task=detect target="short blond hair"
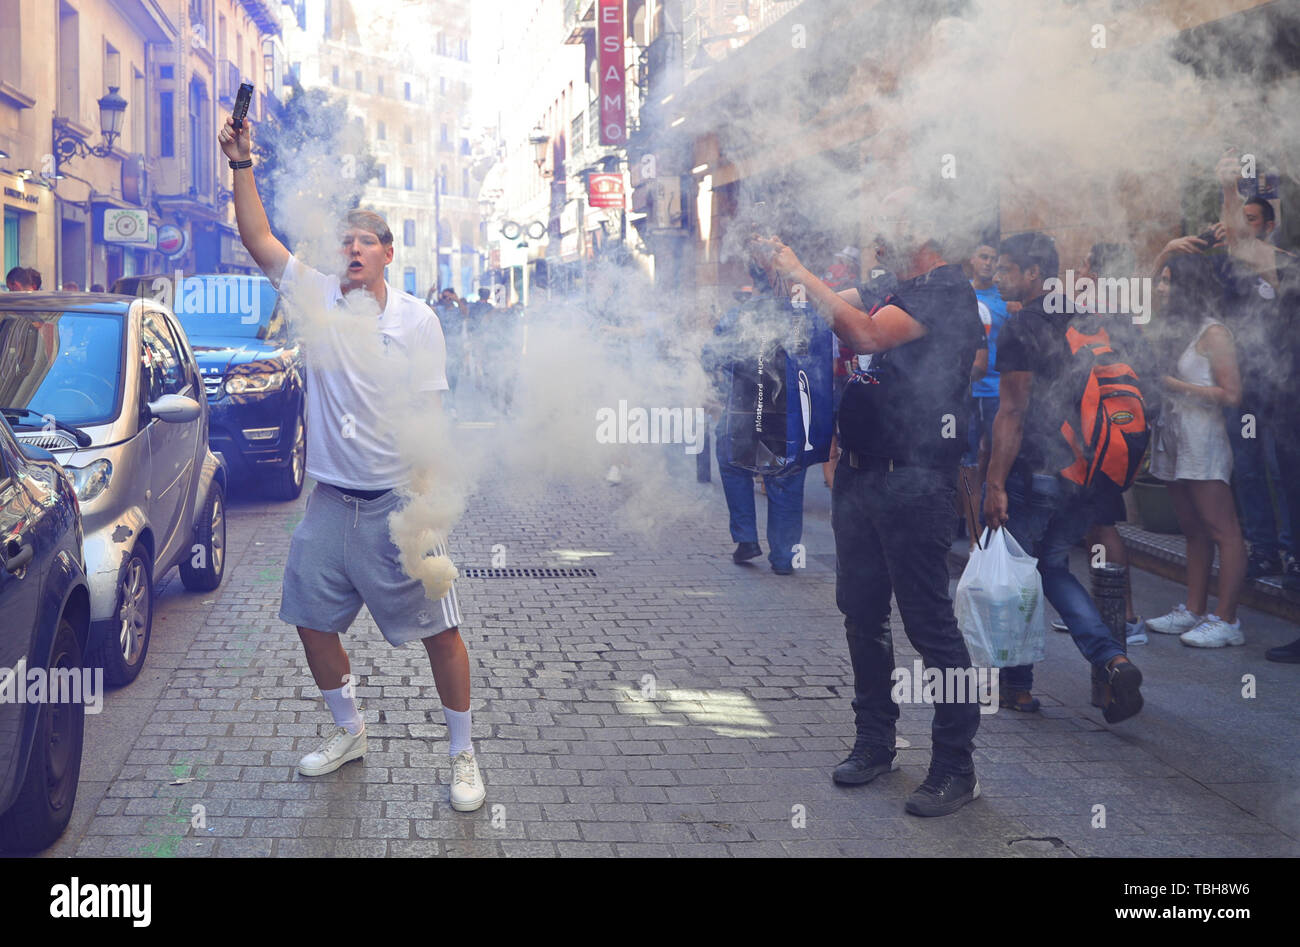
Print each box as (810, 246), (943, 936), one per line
(344, 209), (393, 245)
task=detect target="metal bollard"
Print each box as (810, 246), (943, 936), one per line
(1090, 563), (1128, 708)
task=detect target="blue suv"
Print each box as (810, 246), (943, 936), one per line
(114, 274), (306, 499)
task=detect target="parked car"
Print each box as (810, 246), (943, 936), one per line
(0, 293), (227, 686)
(112, 274), (305, 500)
(0, 413), (90, 852)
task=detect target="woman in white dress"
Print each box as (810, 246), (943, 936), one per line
(1146, 254), (1247, 647)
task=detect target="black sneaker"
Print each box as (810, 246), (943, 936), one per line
(1246, 552), (1284, 579)
(1103, 657), (1144, 723)
(904, 768), (980, 817)
(832, 741), (896, 786)
(1265, 636), (1300, 663)
(771, 562), (793, 575)
(733, 542), (762, 564)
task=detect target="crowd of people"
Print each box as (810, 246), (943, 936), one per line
(427, 284), (524, 418)
(696, 157), (1300, 816)
(4, 265), (102, 293)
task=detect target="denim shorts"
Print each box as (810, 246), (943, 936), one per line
(279, 483), (463, 645)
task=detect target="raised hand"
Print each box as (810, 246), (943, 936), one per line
(218, 116), (252, 162)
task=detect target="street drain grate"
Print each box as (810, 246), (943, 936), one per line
(461, 567), (598, 579)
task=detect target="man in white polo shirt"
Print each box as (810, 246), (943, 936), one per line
(219, 115), (485, 812)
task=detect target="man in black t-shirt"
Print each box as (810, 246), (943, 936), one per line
(984, 232), (1144, 724)
(753, 229), (984, 818)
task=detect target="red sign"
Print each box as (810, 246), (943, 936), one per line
(588, 173), (624, 208)
(597, 0), (625, 145)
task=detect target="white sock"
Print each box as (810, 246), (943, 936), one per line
(321, 686), (363, 735)
(443, 705), (473, 756)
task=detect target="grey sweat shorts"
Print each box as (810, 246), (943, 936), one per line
(279, 482), (463, 645)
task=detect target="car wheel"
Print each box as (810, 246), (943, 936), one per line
(268, 410), (305, 501)
(92, 546), (153, 687)
(180, 482), (226, 592)
(0, 615), (86, 852)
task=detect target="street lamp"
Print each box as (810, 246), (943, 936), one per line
(529, 126), (550, 172)
(53, 86), (130, 170)
(97, 86), (128, 148)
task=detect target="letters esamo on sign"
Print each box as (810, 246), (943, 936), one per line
(598, 0), (626, 144)
(714, 298), (833, 476)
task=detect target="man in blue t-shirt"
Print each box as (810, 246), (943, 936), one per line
(965, 244), (1010, 494)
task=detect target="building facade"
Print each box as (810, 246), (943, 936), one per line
(0, 0), (282, 291)
(150, 0), (283, 278)
(627, 0), (1300, 316)
(280, 0), (480, 298)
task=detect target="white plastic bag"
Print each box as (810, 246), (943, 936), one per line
(955, 527), (1046, 668)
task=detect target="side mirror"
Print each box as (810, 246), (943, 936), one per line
(148, 393), (202, 423)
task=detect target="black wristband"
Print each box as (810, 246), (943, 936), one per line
(229, 158), (253, 170)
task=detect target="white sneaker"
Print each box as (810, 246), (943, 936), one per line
(297, 726), (366, 776)
(1180, 615), (1245, 648)
(449, 750), (486, 812)
(606, 464), (621, 484)
(1146, 604), (1203, 635)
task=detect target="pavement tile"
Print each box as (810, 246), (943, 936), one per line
(55, 445), (1298, 860)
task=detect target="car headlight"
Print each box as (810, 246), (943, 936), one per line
(225, 371), (286, 395)
(69, 459), (113, 502)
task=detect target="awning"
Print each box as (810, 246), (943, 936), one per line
(89, 192), (139, 210)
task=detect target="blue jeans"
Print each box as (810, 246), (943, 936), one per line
(833, 461), (979, 775)
(962, 395), (999, 467)
(717, 448), (807, 570)
(1226, 407), (1292, 558)
(999, 471), (1125, 693)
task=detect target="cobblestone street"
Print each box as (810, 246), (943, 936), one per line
(47, 427), (1300, 858)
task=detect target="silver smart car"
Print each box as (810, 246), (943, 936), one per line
(0, 292), (227, 686)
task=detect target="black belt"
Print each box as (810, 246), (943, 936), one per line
(844, 451), (897, 471)
(336, 486), (392, 501)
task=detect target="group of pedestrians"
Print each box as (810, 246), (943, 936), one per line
(5, 266), (103, 292)
(218, 96), (1299, 830)
(429, 285), (523, 417)
(712, 154), (1299, 816)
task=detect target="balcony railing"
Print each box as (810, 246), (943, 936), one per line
(571, 111), (584, 158)
(683, 0), (806, 70)
(564, 0), (596, 44)
(237, 0), (282, 36)
(753, 0), (806, 32)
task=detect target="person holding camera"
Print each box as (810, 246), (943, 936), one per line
(218, 114), (485, 812)
(751, 203), (986, 818)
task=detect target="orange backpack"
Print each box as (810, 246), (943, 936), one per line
(1059, 315), (1149, 492)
